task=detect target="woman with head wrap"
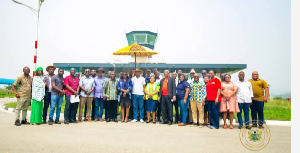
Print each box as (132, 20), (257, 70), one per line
(30, 67), (45, 125)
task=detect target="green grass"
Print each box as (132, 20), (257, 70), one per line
(0, 92), (15, 98)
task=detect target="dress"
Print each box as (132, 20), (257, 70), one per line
(30, 76), (45, 124)
(220, 81), (240, 113)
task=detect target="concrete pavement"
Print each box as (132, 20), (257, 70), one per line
(0, 99), (291, 153)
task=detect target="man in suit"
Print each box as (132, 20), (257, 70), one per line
(158, 70), (176, 125)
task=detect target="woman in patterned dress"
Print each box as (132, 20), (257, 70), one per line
(30, 67), (45, 125)
(220, 74), (239, 129)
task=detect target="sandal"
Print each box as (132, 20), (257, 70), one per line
(230, 125), (233, 129)
(223, 124), (227, 129)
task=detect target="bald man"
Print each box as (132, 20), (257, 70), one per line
(248, 71), (269, 129)
(12, 67), (32, 126)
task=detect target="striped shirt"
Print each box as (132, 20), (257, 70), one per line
(102, 78), (118, 100)
(189, 81), (206, 102)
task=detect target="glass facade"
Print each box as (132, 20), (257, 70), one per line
(126, 31), (157, 49)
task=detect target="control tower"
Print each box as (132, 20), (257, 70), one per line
(126, 31), (158, 63)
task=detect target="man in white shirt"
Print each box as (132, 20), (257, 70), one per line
(235, 71), (253, 129)
(131, 68), (146, 123)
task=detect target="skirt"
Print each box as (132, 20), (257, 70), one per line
(120, 96), (131, 107)
(146, 98), (157, 112)
(220, 96), (240, 113)
(30, 99), (43, 124)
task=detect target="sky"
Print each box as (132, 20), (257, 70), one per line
(0, 0), (291, 95)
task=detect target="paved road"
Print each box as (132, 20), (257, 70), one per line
(0, 99), (291, 153)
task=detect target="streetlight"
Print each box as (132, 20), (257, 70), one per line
(108, 62), (116, 72)
(12, 0), (45, 76)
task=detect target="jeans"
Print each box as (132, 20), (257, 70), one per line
(132, 94), (144, 120)
(161, 95), (173, 122)
(95, 98), (104, 119)
(178, 99), (189, 124)
(237, 103), (250, 126)
(64, 95), (71, 122)
(49, 94), (63, 120)
(208, 101), (220, 129)
(43, 92), (51, 121)
(250, 100), (264, 126)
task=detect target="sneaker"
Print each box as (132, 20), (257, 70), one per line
(190, 123), (197, 127)
(21, 120), (30, 125)
(246, 125), (251, 130)
(140, 119), (145, 123)
(55, 119), (61, 124)
(207, 125), (211, 128)
(131, 119), (138, 123)
(210, 126), (217, 129)
(198, 124), (204, 128)
(15, 119), (21, 126)
(64, 121), (69, 124)
(238, 125), (243, 129)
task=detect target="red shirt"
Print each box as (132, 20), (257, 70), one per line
(64, 75), (79, 96)
(206, 77), (221, 102)
(162, 78), (169, 96)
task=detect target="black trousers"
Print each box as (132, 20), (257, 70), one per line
(104, 100), (108, 120)
(173, 99), (180, 122)
(128, 99), (133, 119)
(156, 100), (161, 121)
(84, 99), (95, 119)
(161, 95), (173, 122)
(107, 100), (118, 119)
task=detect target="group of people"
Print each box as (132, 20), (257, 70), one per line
(12, 65), (269, 130)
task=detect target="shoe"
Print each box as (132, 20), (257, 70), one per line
(84, 118), (87, 121)
(162, 121), (168, 124)
(78, 120), (82, 123)
(246, 125), (251, 130)
(238, 125), (243, 129)
(140, 119), (145, 123)
(178, 123), (186, 126)
(114, 119), (118, 123)
(259, 125), (264, 129)
(230, 125), (233, 129)
(207, 125), (211, 128)
(153, 121), (156, 124)
(198, 124), (204, 128)
(210, 126), (217, 129)
(69, 120), (74, 123)
(157, 119), (162, 123)
(55, 119), (61, 124)
(190, 123), (197, 127)
(48, 119), (53, 125)
(15, 119), (21, 126)
(21, 120), (30, 125)
(252, 124), (257, 127)
(106, 118), (111, 122)
(223, 124), (227, 129)
(94, 119), (98, 122)
(168, 121), (172, 125)
(131, 119), (138, 123)
(86, 119), (92, 122)
(42, 120), (47, 124)
(73, 120), (78, 123)
(64, 121), (69, 124)
(99, 119), (103, 122)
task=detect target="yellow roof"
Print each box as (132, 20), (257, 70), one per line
(113, 41), (158, 56)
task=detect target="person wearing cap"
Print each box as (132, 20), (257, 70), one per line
(93, 68), (106, 122)
(131, 68), (146, 123)
(158, 70), (176, 125)
(63, 68), (80, 124)
(49, 68), (65, 125)
(30, 67), (45, 125)
(42, 65), (56, 124)
(189, 74), (207, 128)
(12, 67), (32, 126)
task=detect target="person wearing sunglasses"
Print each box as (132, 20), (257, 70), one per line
(220, 74), (240, 129)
